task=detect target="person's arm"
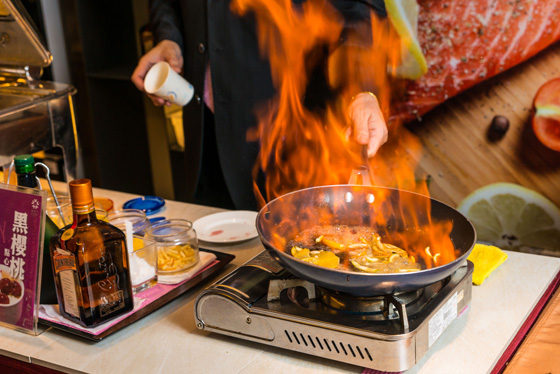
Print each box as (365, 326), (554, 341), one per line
(131, 0), (185, 106)
(149, 0), (184, 52)
(330, 0), (389, 157)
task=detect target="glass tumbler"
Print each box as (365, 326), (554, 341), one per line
(128, 235), (158, 294)
(47, 196), (107, 227)
(46, 196), (73, 228)
(145, 219), (200, 278)
(107, 209), (152, 236)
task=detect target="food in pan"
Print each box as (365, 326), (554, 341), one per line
(288, 225), (421, 273)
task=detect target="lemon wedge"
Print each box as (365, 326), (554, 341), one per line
(467, 244), (508, 285)
(384, 0), (428, 79)
(291, 246), (310, 259)
(302, 251), (340, 269)
(133, 237), (148, 251)
(292, 247), (340, 269)
(457, 183), (560, 255)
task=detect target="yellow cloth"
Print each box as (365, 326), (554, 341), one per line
(467, 243), (508, 285)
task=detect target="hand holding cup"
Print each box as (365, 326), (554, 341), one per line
(144, 61), (194, 106)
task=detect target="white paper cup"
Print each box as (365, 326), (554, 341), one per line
(144, 61), (194, 106)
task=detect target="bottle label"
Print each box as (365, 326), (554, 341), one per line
(53, 248), (80, 318)
(53, 253), (76, 272)
(99, 290), (126, 317)
(95, 242), (128, 317)
(59, 270), (80, 318)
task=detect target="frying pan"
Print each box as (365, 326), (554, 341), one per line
(256, 185), (476, 296)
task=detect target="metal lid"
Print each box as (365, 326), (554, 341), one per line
(0, 0), (52, 71)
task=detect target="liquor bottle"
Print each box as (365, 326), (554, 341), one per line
(13, 155), (59, 304)
(49, 179), (134, 327)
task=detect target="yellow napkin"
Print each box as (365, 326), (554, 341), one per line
(467, 243), (508, 285)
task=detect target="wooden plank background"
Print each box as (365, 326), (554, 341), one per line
(406, 42), (560, 208)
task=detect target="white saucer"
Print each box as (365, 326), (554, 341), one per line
(193, 211), (259, 243)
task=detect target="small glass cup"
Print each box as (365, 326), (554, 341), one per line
(94, 197), (114, 212)
(47, 196), (109, 228)
(128, 236), (158, 294)
(46, 196), (72, 228)
(146, 219), (200, 277)
(107, 209), (152, 236)
(95, 206), (108, 222)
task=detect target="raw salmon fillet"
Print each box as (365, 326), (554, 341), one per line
(391, 0), (560, 123)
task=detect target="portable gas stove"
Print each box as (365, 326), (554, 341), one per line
(195, 250), (473, 372)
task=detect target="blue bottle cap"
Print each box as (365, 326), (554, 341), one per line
(123, 196), (165, 216)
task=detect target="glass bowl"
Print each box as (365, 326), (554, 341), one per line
(145, 219), (200, 274)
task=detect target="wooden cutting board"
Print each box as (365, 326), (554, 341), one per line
(407, 42), (560, 208)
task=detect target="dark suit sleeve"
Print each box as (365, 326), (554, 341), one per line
(330, 0), (386, 47)
(149, 0), (185, 51)
(357, 0), (386, 16)
(333, 0), (386, 20)
(303, 0), (387, 107)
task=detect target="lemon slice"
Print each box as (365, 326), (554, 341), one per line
(384, 0), (428, 79)
(292, 247), (340, 269)
(291, 246), (310, 259)
(302, 251), (340, 269)
(457, 183), (560, 255)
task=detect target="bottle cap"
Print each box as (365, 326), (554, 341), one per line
(69, 179), (95, 212)
(14, 154), (35, 173)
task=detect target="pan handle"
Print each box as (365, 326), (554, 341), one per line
(348, 145), (373, 185)
(348, 165), (372, 185)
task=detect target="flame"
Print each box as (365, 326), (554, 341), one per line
(232, 0), (459, 269)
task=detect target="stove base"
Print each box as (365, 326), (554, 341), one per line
(195, 251), (473, 372)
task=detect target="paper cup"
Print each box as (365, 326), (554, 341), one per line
(144, 61), (194, 106)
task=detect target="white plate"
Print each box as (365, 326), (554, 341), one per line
(193, 211), (259, 243)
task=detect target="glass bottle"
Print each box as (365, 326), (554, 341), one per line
(49, 179), (134, 327)
(13, 154), (59, 304)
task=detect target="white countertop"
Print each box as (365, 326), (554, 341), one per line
(0, 185), (558, 374)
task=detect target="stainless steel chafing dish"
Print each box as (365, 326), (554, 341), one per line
(0, 0), (78, 181)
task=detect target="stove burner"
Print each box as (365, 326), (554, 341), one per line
(316, 286), (423, 315)
(270, 276), (448, 333)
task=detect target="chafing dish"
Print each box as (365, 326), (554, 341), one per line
(0, 0), (78, 181)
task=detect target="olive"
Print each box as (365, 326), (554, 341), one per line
(487, 115), (510, 141)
